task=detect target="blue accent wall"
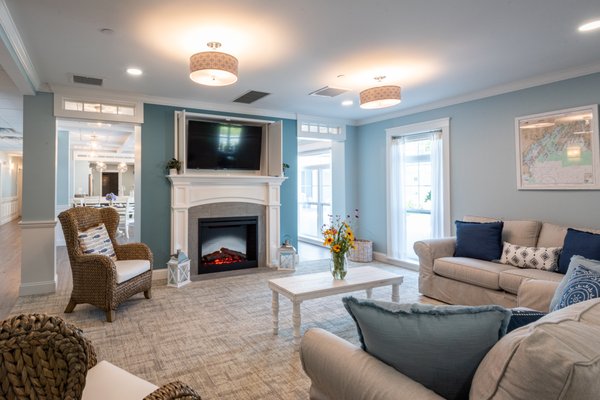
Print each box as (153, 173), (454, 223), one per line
(141, 104), (297, 268)
(22, 92), (55, 222)
(357, 72), (600, 254)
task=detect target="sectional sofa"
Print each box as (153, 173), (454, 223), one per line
(414, 216), (600, 311)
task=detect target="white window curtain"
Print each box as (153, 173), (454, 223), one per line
(389, 137), (406, 260)
(430, 131), (444, 238)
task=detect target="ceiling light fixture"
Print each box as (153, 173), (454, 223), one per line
(341, 100), (354, 106)
(578, 19), (600, 32)
(117, 162), (128, 173)
(95, 161), (107, 172)
(127, 67), (143, 76)
(359, 76), (401, 109)
(189, 42), (238, 86)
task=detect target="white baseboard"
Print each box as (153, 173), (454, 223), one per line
(19, 278), (57, 296)
(373, 251), (419, 271)
(152, 268), (168, 281)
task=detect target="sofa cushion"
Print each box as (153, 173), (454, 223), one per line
(537, 222), (600, 248)
(498, 268), (563, 295)
(343, 297), (511, 400)
(499, 242), (561, 271)
(558, 228), (600, 274)
(550, 255), (600, 311)
(82, 360), (158, 400)
(113, 259), (151, 284)
(455, 221), (504, 261)
(470, 298), (600, 400)
(463, 216), (541, 247)
(434, 257), (514, 290)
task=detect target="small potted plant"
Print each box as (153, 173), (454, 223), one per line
(166, 158), (182, 175)
(282, 162), (290, 176)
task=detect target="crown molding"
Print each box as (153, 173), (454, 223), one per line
(354, 62), (600, 126)
(0, 0), (39, 94)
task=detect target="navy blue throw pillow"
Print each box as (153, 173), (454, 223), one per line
(454, 221), (504, 261)
(506, 309), (546, 333)
(558, 228), (600, 274)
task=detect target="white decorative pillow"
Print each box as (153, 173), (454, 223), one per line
(78, 223), (117, 261)
(500, 241), (561, 271)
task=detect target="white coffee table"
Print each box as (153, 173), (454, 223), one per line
(268, 266), (403, 346)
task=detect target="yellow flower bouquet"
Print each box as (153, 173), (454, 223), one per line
(322, 211), (358, 279)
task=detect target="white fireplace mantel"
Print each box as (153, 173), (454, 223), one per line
(168, 173), (287, 268)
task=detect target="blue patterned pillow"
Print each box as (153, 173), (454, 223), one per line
(550, 255), (600, 311)
(78, 223), (117, 261)
(552, 264), (600, 312)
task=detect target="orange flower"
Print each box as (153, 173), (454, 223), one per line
(323, 237), (334, 246)
(332, 244), (341, 253)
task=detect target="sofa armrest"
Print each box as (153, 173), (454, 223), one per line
(517, 279), (560, 312)
(300, 328), (444, 400)
(414, 238), (456, 296)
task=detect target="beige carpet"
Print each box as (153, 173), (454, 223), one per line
(10, 260), (423, 399)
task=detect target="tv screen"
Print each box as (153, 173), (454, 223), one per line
(187, 120), (263, 170)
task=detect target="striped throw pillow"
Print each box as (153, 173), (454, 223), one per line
(78, 223), (117, 261)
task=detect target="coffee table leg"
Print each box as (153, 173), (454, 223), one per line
(293, 301), (302, 347)
(272, 290), (279, 335)
(366, 288), (373, 299)
(392, 283), (400, 302)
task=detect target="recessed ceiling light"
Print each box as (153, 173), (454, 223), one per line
(127, 68), (143, 76)
(341, 100), (354, 106)
(578, 19), (600, 32)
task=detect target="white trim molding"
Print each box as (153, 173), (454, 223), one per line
(19, 219), (57, 295)
(0, 195), (19, 225)
(0, 0), (39, 94)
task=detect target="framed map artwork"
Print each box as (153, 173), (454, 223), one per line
(515, 104), (600, 190)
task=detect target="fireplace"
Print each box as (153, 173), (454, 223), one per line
(198, 216), (258, 274)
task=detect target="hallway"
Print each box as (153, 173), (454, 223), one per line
(0, 219), (20, 320)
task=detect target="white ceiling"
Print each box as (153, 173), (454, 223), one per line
(2, 0), (600, 126)
(58, 119), (134, 154)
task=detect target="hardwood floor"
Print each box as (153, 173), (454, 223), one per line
(0, 219), (21, 320)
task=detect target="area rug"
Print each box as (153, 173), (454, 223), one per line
(10, 259), (422, 399)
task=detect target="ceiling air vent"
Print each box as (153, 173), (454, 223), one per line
(233, 90), (270, 104)
(309, 86), (349, 97)
(72, 74), (103, 86)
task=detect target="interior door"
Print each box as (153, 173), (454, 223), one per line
(102, 172), (119, 196)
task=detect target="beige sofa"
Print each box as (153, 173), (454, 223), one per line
(301, 298), (600, 400)
(414, 216), (600, 312)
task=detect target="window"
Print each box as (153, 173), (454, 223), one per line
(387, 119), (450, 262)
(55, 93), (142, 124)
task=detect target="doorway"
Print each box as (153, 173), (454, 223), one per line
(102, 172), (119, 196)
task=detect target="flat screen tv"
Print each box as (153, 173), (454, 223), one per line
(186, 119), (263, 171)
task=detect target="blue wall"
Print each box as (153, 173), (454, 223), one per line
(357, 72), (600, 254)
(56, 130), (69, 205)
(141, 104), (297, 268)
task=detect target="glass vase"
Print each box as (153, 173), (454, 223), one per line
(330, 252), (348, 280)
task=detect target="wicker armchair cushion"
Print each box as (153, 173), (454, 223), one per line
(82, 360), (158, 400)
(78, 223), (117, 261)
(114, 259), (151, 284)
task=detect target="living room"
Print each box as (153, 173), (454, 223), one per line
(2, 0), (600, 399)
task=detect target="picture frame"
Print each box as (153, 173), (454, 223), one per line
(515, 104), (600, 190)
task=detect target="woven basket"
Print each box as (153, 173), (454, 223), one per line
(348, 239), (373, 262)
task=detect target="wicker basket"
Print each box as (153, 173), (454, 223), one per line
(348, 239), (373, 262)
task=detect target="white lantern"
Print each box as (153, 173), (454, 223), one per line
(167, 249), (191, 288)
(278, 240), (298, 271)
